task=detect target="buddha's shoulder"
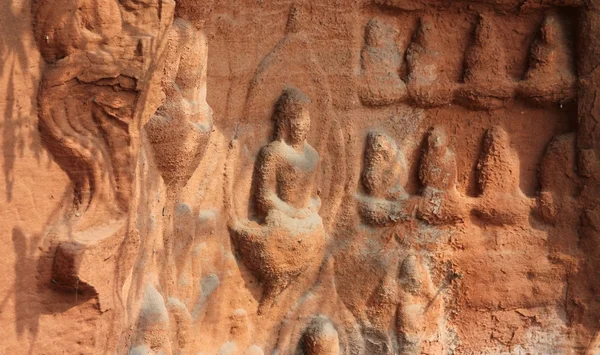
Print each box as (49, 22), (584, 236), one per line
(258, 141), (286, 160)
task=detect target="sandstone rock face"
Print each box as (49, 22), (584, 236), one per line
(2, 0), (600, 354)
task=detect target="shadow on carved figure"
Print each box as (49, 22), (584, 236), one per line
(32, 0), (165, 310)
(417, 126), (465, 225)
(518, 12), (576, 105)
(357, 131), (416, 226)
(473, 126), (533, 225)
(359, 18), (408, 106)
(229, 87), (325, 310)
(458, 15), (514, 110)
(406, 17), (453, 107)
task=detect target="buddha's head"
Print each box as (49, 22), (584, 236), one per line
(274, 87), (312, 146)
(365, 18), (391, 47)
(426, 126), (448, 153)
(176, 0), (215, 28)
(540, 13), (559, 44)
(365, 131), (398, 166)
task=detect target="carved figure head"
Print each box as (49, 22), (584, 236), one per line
(540, 13), (559, 44)
(483, 125), (511, 150)
(426, 126), (448, 153)
(273, 87), (312, 146)
(365, 131), (398, 165)
(175, 0), (215, 27)
(477, 125), (520, 194)
(365, 18), (392, 47)
(411, 17), (433, 49)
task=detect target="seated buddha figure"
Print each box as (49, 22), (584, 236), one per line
(359, 18), (408, 106)
(417, 126), (465, 224)
(357, 131), (416, 226)
(519, 12), (576, 105)
(473, 126), (533, 225)
(230, 87), (325, 309)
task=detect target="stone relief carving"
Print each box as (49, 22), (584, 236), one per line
(357, 131), (416, 226)
(519, 12), (576, 104)
(359, 11), (575, 111)
(21, 1), (596, 353)
(417, 126), (465, 225)
(405, 17), (453, 107)
(33, 0), (170, 311)
(458, 15), (514, 110)
(359, 18), (408, 106)
(230, 87), (325, 311)
(473, 126), (533, 225)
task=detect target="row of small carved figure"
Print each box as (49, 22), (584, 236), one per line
(358, 125), (554, 227)
(359, 12), (576, 109)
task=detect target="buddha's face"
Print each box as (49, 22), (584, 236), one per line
(428, 127), (447, 150)
(289, 107), (310, 145)
(487, 125), (510, 146)
(369, 133), (396, 164)
(365, 19), (389, 47)
(541, 15), (558, 43)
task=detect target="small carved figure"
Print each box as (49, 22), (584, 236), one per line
(406, 17), (453, 107)
(519, 12), (576, 104)
(537, 132), (581, 262)
(458, 15), (514, 110)
(359, 18), (408, 106)
(473, 126), (532, 224)
(358, 131), (415, 226)
(230, 87), (325, 308)
(145, 0), (214, 189)
(129, 285), (171, 354)
(396, 254), (439, 355)
(538, 133), (579, 225)
(365, 253), (441, 355)
(417, 126), (465, 224)
(300, 316), (341, 355)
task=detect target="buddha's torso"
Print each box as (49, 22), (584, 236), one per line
(362, 45), (402, 77)
(273, 142), (319, 210)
